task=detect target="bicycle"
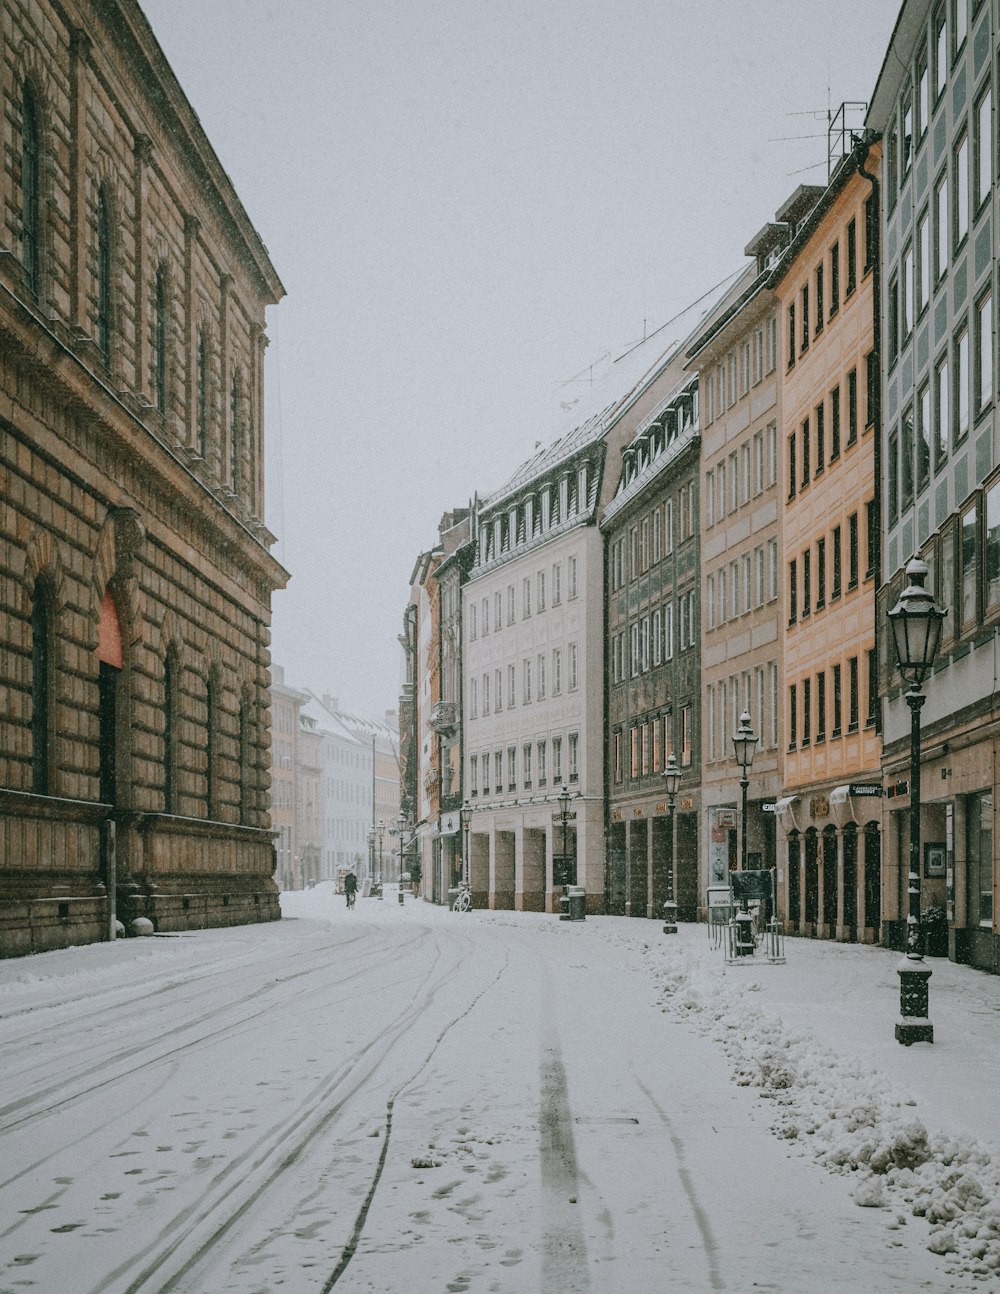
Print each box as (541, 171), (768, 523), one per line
(453, 884), (471, 914)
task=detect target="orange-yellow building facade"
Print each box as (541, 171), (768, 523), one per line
(773, 140), (885, 943)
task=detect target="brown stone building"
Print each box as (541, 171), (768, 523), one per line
(0, 0), (286, 953)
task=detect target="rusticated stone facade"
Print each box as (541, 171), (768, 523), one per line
(0, 0), (287, 954)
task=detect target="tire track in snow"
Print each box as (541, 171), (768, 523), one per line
(0, 924), (422, 1136)
(634, 1072), (725, 1291)
(320, 946), (511, 1290)
(101, 926), (493, 1294)
(538, 976), (592, 1293)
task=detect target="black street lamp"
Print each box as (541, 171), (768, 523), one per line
(888, 555), (946, 1046)
(557, 784), (572, 885)
(460, 799), (472, 890)
(376, 819), (385, 890)
(662, 753), (681, 933)
(732, 710), (758, 870)
(732, 710), (758, 956)
(366, 827), (375, 893)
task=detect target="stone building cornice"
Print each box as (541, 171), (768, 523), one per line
(0, 283), (288, 595)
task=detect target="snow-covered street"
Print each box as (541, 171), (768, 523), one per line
(1, 891), (998, 1293)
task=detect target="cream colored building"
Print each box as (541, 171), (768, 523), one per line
(463, 425), (608, 911)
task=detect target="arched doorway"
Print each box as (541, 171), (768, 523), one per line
(804, 828), (819, 930)
(787, 831), (801, 931)
(97, 589), (122, 806)
(843, 822), (858, 941)
(822, 825), (838, 934)
(863, 821), (881, 940)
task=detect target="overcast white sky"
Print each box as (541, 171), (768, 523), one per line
(140, 0), (899, 722)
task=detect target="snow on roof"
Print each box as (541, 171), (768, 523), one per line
(299, 691), (399, 749)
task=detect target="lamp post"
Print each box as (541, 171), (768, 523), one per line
(376, 818), (385, 894)
(366, 828), (374, 893)
(732, 710), (758, 956)
(460, 799), (472, 898)
(888, 556), (946, 1046)
(662, 753), (681, 933)
(557, 784), (572, 886)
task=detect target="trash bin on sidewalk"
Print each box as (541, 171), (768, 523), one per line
(568, 887), (586, 921)
(662, 900), (678, 934)
(558, 887), (571, 920)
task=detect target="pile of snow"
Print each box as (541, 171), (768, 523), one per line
(640, 932), (1000, 1281)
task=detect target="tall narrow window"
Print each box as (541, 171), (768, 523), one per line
(154, 265), (167, 415)
(21, 81), (40, 298)
(846, 218), (857, 294)
(918, 383), (931, 491)
(96, 189), (113, 363)
(164, 651), (178, 812)
(955, 324), (969, 443)
(955, 131), (969, 248)
(205, 670), (219, 819)
(197, 329), (209, 457)
(230, 374), (240, 491)
(976, 86), (992, 213)
(238, 692), (251, 824)
(935, 171), (949, 281)
(976, 290), (993, 413)
(31, 578), (52, 795)
(935, 354), (950, 468)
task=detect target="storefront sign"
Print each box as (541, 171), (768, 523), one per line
(886, 780), (909, 799)
(848, 783), (883, 797)
(761, 801), (777, 814)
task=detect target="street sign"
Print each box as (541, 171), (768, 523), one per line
(732, 870), (774, 902)
(552, 811), (577, 822)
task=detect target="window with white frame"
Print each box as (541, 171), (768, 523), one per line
(523, 576), (531, 617)
(523, 658), (532, 703)
(537, 739), (547, 786)
(630, 623), (640, 676)
(768, 538), (778, 600)
(482, 673), (490, 715)
(705, 470), (715, 526)
(495, 591), (503, 629)
(537, 570), (546, 611)
(652, 509), (662, 562)
(482, 597), (489, 634)
(665, 603), (674, 659)
(470, 676), (478, 719)
(495, 668), (502, 711)
(652, 609), (663, 662)
(523, 741), (532, 787)
(679, 597), (688, 650)
(569, 641), (578, 690)
(640, 617), (650, 671)
(552, 735), (562, 783)
(755, 546), (765, 606)
(507, 584), (515, 624)
(508, 663), (516, 708)
(470, 602), (478, 639)
(718, 566), (727, 624)
(706, 576), (715, 629)
(553, 648), (562, 695)
(665, 498), (674, 552)
(470, 754), (478, 795)
(537, 653), (546, 698)
(568, 731), (579, 782)
(568, 554), (578, 598)
(552, 563), (561, 605)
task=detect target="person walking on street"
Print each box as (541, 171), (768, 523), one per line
(344, 871), (358, 909)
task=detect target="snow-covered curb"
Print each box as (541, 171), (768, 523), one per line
(643, 939), (1000, 1282)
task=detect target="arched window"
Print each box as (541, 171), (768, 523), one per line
(31, 577), (52, 794)
(154, 265), (167, 414)
(21, 81), (40, 298)
(229, 374), (240, 492)
(163, 650), (178, 812)
(96, 189), (113, 363)
(197, 328), (209, 457)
